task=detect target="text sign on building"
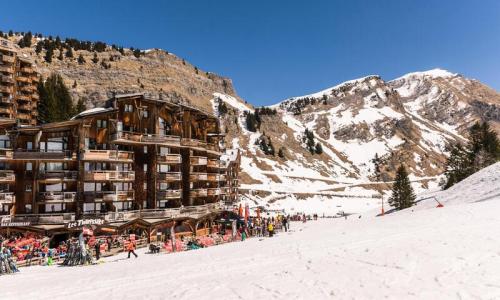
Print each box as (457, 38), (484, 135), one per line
(0, 216), (31, 227)
(66, 218), (105, 229)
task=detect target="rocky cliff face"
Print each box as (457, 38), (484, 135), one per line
(8, 34), (499, 211)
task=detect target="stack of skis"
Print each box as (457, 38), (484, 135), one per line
(62, 234), (94, 266)
(0, 249), (19, 275)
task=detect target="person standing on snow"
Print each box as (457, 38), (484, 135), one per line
(268, 222), (274, 237)
(282, 216), (288, 232)
(126, 239), (138, 258)
(94, 240), (101, 261)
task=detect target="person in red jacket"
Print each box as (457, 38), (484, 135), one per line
(126, 239), (138, 258)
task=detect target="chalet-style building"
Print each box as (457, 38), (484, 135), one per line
(0, 92), (240, 233)
(0, 37), (39, 126)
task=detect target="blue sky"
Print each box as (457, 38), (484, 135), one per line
(2, 0), (499, 106)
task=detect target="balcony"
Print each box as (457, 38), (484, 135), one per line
(83, 190), (134, 202)
(206, 143), (220, 153)
(19, 85), (35, 93)
(0, 86), (12, 93)
(111, 131), (181, 146)
(181, 138), (207, 149)
(16, 76), (31, 83)
(157, 172), (181, 182)
(38, 170), (78, 182)
(80, 149), (134, 162)
(0, 149), (13, 160)
(20, 67), (33, 73)
(0, 107), (12, 114)
(16, 95), (31, 102)
(157, 189), (182, 200)
(0, 170), (14, 182)
(157, 153), (181, 164)
(13, 150), (76, 161)
(84, 170), (135, 181)
(190, 172), (208, 181)
(207, 188), (222, 196)
(38, 192), (76, 203)
(207, 173), (226, 182)
(0, 65), (13, 73)
(31, 93), (39, 100)
(17, 112), (31, 120)
(17, 103), (31, 111)
(0, 192), (14, 204)
(1, 75), (14, 84)
(208, 159), (228, 168)
(1, 55), (15, 63)
(190, 156), (207, 166)
(0, 97), (13, 104)
(189, 189), (207, 198)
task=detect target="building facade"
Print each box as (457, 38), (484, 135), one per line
(0, 93), (239, 222)
(0, 37), (39, 126)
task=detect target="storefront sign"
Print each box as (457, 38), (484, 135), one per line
(66, 218), (105, 229)
(0, 216), (31, 227)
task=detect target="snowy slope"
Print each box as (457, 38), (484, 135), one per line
(3, 167), (500, 299)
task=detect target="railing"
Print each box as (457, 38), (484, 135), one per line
(103, 203), (221, 222)
(0, 97), (13, 104)
(0, 107), (12, 114)
(181, 138), (207, 148)
(20, 67), (33, 73)
(190, 156), (208, 165)
(84, 170), (135, 181)
(207, 188), (221, 196)
(17, 104), (32, 111)
(0, 86), (12, 93)
(157, 189), (182, 200)
(0, 170), (14, 182)
(10, 213), (75, 224)
(17, 112), (31, 119)
(39, 170), (78, 181)
(31, 93), (39, 100)
(16, 95), (31, 101)
(16, 76), (31, 83)
(206, 143), (219, 152)
(157, 172), (181, 181)
(207, 173), (226, 182)
(1, 75), (14, 84)
(111, 131), (181, 145)
(13, 150), (76, 160)
(189, 189), (208, 198)
(190, 172), (208, 181)
(0, 65), (13, 73)
(80, 149), (134, 161)
(0, 192), (14, 204)
(207, 159), (228, 168)
(157, 153), (181, 164)
(18, 85), (34, 93)
(38, 191), (77, 203)
(0, 148), (13, 159)
(83, 190), (134, 202)
(1, 55), (15, 63)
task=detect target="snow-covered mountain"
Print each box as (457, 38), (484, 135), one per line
(215, 69), (500, 212)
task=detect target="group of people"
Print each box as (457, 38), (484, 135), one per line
(237, 215), (291, 240)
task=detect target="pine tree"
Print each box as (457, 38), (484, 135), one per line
(58, 50), (64, 61)
(315, 142), (323, 154)
(388, 165), (416, 210)
(372, 153), (382, 181)
(44, 47), (53, 63)
(91, 52), (99, 64)
(77, 54), (85, 64)
(35, 42), (43, 54)
(278, 147), (285, 159)
(37, 74), (75, 123)
(65, 47), (74, 58)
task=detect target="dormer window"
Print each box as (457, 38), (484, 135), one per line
(124, 104), (134, 112)
(96, 120), (107, 129)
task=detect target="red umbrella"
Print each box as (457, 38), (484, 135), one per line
(238, 203), (243, 217)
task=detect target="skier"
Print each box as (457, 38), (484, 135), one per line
(94, 240), (101, 261)
(126, 239), (138, 258)
(268, 222), (274, 237)
(282, 216), (288, 232)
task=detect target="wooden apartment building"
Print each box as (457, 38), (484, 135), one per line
(0, 92), (239, 221)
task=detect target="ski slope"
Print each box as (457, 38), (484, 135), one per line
(1, 164), (499, 299)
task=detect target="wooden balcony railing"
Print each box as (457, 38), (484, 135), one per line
(111, 131), (181, 146)
(189, 189), (208, 198)
(0, 65), (13, 73)
(207, 188), (221, 196)
(84, 170), (135, 181)
(1, 75), (14, 84)
(157, 153), (181, 164)
(0, 148), (13, 159)
(16, 95), (31, 102)
(13, 150), (76, 160)
(83, 190), (134, 202)
(38, 192), (76, 203)
(0, 170), (14, 182)
(0, 192), (14, 204)
(189, 172), (208, 181)
(0, 107), (12, 114)
(181, 138), (207, 149)
(38, 170), (78, 181)
(1, 55), (15, 63)
(80, 149), (134, 161)
(0, 86), (12, 93)
(157, 172), (181, 182)
(16, 76), (31, 83)
(207, 173), (226, 182)
(206, 143), (220, 153)
(31, 93), (39, 100)
(190, 156), (208, 166)
(157, 189), (182, 200)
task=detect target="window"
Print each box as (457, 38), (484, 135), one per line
(26, 183), (32, 192)
(97, 120), (107, 129)
(144, 146), (148, 154)
(26, 162), (32, 171)
(143, 164), (147, 172)
(124, 104), (133, 112)
(142, 110), (148, 118)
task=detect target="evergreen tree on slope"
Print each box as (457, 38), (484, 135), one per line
(388, 165), (416, 210)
